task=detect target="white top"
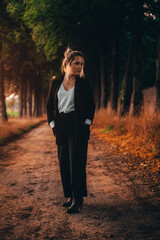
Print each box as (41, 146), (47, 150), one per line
(49, 82), (92, 128)
(57, 83), (75, 113)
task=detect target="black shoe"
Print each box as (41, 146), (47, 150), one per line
(62, 197), (72, 207)
(66, 198), (83, 214)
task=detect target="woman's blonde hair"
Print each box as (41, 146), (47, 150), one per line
(61, 48), (85, 77)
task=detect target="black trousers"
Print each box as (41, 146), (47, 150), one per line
(57, 111), (88, 198)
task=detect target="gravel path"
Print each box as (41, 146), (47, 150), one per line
(0, 123), (159, 240)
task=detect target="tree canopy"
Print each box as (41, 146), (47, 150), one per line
(0, 0), (160, 120)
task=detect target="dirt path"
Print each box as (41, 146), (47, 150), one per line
(0, 123), (159, 240)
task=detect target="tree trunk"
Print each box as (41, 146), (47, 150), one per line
(33, 89), (36, 117)
(103, 74), (108, 108)
(24, 78), (27, 116)
(119, 45), (133, 116)
(91, 56), (100, 110)
(38, 76), (42, 117)
(110, 36), (119, 111)
(95, 65), (101, 110)
(99, 49), (108, 108)
(89, 68), (96, 109)
(38, 86), (42, 117)
(33, 86), (38, 117)
(155, 36), (160, 112)
(42, 92), (46, 115)
(27, 77), (32, 116)
(132, 0), (144, 116)
(34, 73), (42, 117)
(99, 50), (105, 108)
(18, 75), (24, 118)
(0, 60), (8, 121)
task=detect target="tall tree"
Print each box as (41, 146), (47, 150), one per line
(108, 0), (124, 111)
(110, 35), (119, 111)
(119, 44), (133, 116)
(0, 53), (8, 121)
(132, 0), (144, 116)
(4, 0), (51, 118)
(4, 0), (160, 117)
(99, 49), (106, 108)
(0, 1), (9, 121)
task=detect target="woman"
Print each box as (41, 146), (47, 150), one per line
(47, 48), (95, 214)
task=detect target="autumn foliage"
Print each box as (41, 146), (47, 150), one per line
(93, 106), (160, 184)
(0, 116), (46, 145)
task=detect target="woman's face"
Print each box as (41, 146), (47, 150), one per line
(67, 56), (84, 77)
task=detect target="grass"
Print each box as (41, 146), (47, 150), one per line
(0, 115), (46, 145)
(7, 109), (18, 118)
(100, 125), (114, 133)
(93, 107), (160, 152)
(92, 106), (160, 185)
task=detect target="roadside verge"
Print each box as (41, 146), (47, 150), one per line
(0, 116), (47, 146)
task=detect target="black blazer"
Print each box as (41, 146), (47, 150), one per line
(46, 76), (95, 144)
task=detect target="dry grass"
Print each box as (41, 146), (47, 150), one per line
(0, 115), (46, 145)
(94, 107), (160, 143)
(93, 106), (160, 184)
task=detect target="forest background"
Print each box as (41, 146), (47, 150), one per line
(0, 0), (160, 120)
(0, 0), (160, 177)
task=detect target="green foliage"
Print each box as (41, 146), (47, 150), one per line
(120, 125), (126, 133)
(16, 130), (23, 136)
(100, 125), (114, 133)
(24, 124), (34, 131)
(153, 148), (158, 153)
(0, 136), (5, 144)
(1, 0), (159, 110)
(7, 110), (18, 118)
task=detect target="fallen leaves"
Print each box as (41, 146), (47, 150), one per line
(92, 109), (160, 187)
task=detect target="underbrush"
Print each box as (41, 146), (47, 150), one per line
(93, 108), (160, 184)
(0, 116), (46, 145)
(94, 108), (160, 153)
(7, 109), (18, 118)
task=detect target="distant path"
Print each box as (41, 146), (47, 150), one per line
(0, 123), (159, 240)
